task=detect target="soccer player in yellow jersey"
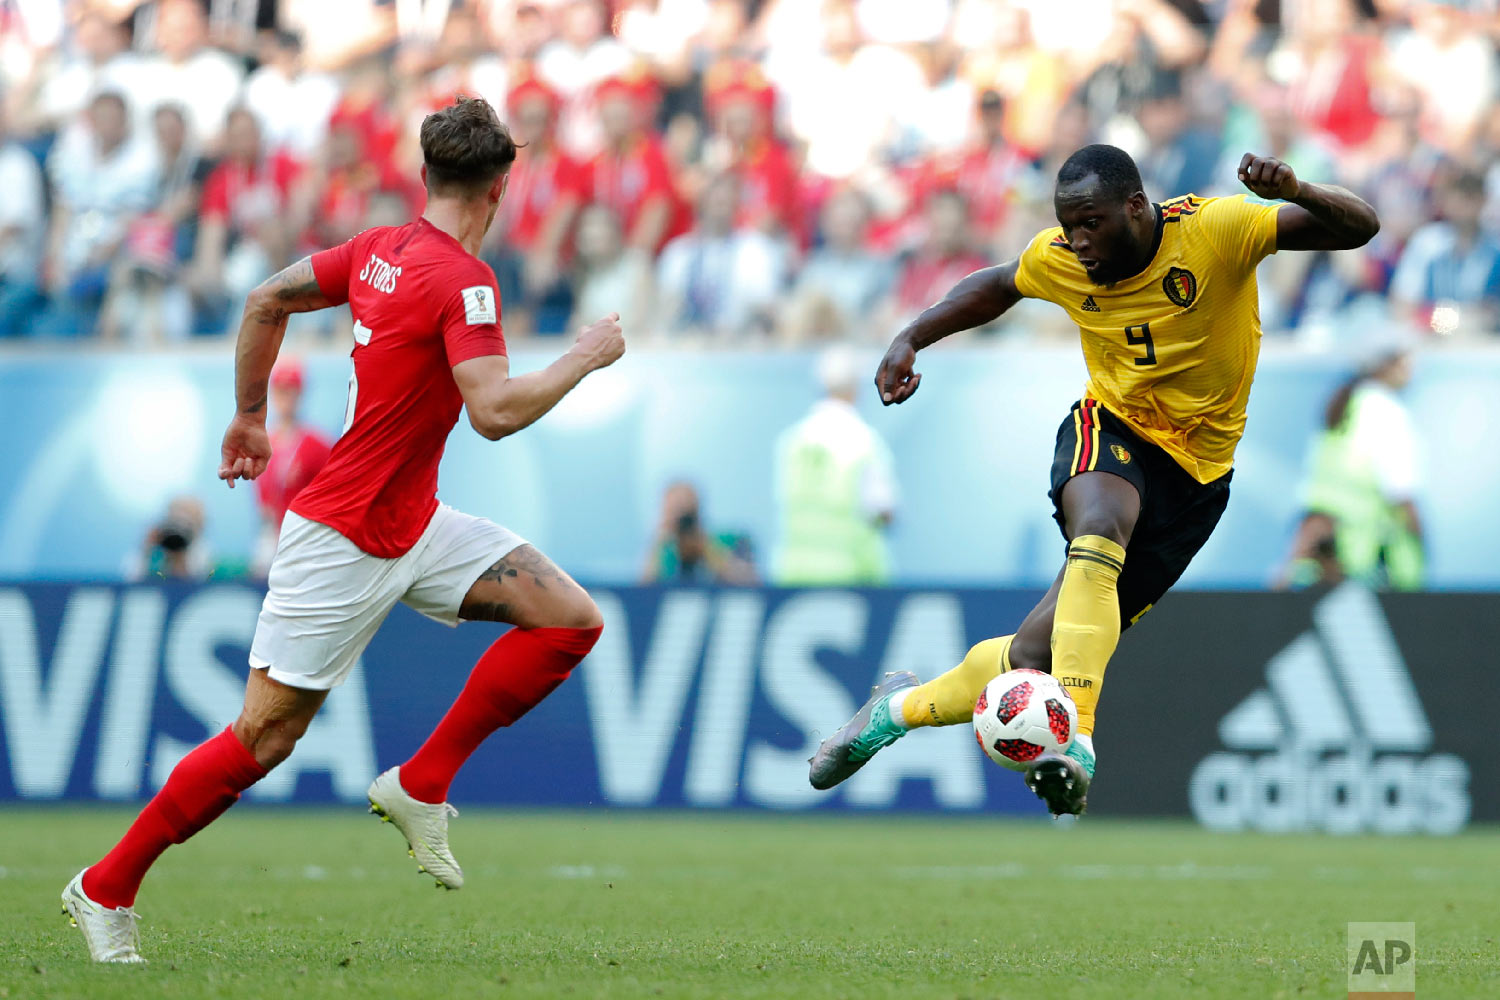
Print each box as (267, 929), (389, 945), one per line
(808, 144), (1379, 815)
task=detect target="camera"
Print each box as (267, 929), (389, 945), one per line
(156, 519), (195, 553)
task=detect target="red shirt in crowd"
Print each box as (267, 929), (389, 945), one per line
(896, 250), (991, 315)
(913, 144), (1026, 235)
(200, 153), (302, 235)
(500, 144), (589, 252)
(583, 135), (690, 252)
(292, 219), (507, 557)
(732, 139), (805, 244)
(1290, 34), (1383, 149)
(256, 425), (332, 531)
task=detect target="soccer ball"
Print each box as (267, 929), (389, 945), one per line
(973, 669), (1077, 772)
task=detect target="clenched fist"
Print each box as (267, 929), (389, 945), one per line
(573, 312), (626, 371)
(1238, 153), (1301, 202)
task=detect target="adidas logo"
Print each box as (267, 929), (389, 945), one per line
(1188, 583), (1469, 835)
(1081, 295), (1100, 312)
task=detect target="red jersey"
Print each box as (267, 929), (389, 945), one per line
(499, 144), (588, 251)
(583, 136), (689, 252)
(732, 140), (804, 244)
(256, 425), (332, 530)
(897, 251), (991, 313)
(201, 154), (302, 235)
(291, 219), (507, 557)
(914, 144), (1025, 233)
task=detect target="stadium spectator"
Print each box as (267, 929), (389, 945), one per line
(41, 90), (156, 337)
(252, 360), (332, 578)
(485, 0), (555, 64)
(680, 0), (759, 115)
(1390, 169), (1500, 337)
(487, 75), (586, 336)
(1281, 340), (1424, 591)
(570, 204), (654, 337)
(417, 6), (510, 114)
(538, 0), (634, 156)
(132, 0), (244, 151)
(958, 0), (1070, 159)
(614, 0), (712, 115)
(1385, 0), (1498, 153)
(241, 30), (340, 160)
(893, 40), (976, 160)
(0, 101), (45, 338)
(291, 111), (394, 257)
(641, 479), (757, 584)
(276, 0), (398, 73)
(887, 189), (989, 328)
(656, 172), (787, 338)
(772, 346), (899, 586)
(701, 62), (804, 243)
(769, 0), (925, 180)
(189, 107), (300, 332)
(782, 187), (893, 341)
(0, 0), (1492, 352)
(583, 73), (689, 255)
(1134, 77), (1220, 200)
(902, 90), (1028, 253)
(1277, 0), (1383, 151)
(98, 102), (205, 342)
(9, 10), (142, 140)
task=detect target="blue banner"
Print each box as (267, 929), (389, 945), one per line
(0, 582), (1050, 814)
(4, 348), (1500, 587)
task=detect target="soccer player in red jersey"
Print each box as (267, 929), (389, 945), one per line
(62, 96), (626, 964)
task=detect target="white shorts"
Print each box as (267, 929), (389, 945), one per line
(249, 505), (526, 690)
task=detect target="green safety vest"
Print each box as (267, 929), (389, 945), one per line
(1302, 386), (1423, 590)
(774, 425), (890, 586)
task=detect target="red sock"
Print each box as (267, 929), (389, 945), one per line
(399, 625), (601, 804)
(83, 726), (267, 908)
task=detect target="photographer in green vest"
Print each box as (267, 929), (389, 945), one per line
(773, 347), (899, 585)
(1281, 338), (1425, 590)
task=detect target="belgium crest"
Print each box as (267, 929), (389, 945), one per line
(1162, 266), (1198, 308)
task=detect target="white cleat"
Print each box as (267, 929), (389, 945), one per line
(61, 870), (147, 964)
(367, 767), (464, 890)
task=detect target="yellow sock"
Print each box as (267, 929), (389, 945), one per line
(899, 635), (1014, 728)
(1051, 534), (1125, 736)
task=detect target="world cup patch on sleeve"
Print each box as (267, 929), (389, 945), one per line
(461, 285), (498, 324)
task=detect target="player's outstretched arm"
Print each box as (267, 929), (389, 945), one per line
(454, 313), (625, 441)
(875, 260), (1023, 405)
(1237, 153), (1380, 252)
(219, 257), (337, 488)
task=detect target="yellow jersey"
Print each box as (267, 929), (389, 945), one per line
(1014, 193), (1281, 484)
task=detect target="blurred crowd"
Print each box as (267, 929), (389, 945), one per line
(2, 0), (1500, 345)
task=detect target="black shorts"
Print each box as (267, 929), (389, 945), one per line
(1047, 398), (1231, 630)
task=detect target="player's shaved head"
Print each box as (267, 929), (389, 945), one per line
(1056, 144), (1143, 205)
(420, 96), (520, 197)
(1051, 145), (1156, 286)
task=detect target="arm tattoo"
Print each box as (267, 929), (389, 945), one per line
(249, 257), (325, 323)
(241, 394), (266, 415)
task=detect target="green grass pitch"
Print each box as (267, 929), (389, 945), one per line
(3, 808), (1496, 999)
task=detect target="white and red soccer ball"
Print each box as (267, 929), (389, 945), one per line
(972, 669), (1077, 771)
